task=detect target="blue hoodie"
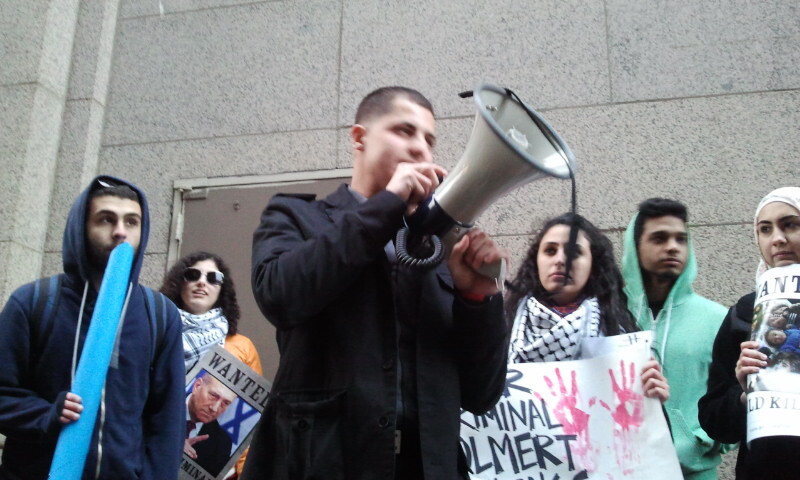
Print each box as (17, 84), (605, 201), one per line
(0, 176), (185, 479)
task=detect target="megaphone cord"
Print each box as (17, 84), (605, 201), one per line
(395, 227), (445, 269)
(564, 160), (579, 285)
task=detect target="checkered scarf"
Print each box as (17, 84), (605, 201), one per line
(508, 295), (601, 363)
(180, 307), (228, 372)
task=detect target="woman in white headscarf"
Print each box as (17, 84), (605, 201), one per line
(699, 186), (800, 480)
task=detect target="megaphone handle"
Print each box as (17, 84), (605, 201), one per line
(440, 225), (507, 291)
(475, 257), (507, 292)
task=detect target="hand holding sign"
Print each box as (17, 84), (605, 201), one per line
(737, 340), (766, 393)
(641, 358), (670, 403)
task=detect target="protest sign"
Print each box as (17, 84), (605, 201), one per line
(460, 332), (680, 479)
(746, 264), (800, 443)
(181, 346), (270, 480)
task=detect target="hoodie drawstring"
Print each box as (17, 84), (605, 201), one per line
(69, 280), (134, 479)
(659, 296), (673, 367)
(71, 281), (90, 386)
(96, 386), (105, 479)
(640, 293), (673, 367)
(95, 282), (133, 479)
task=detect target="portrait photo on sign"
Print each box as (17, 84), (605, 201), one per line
(180, 346), (270, 480)
(748, 267), (800, 394)
(746, 264), (800, 443)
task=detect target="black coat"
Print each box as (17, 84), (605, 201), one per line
(698, 292), (800, 479)
(193, 420), (233, 477)
(243, 185), (509, 480)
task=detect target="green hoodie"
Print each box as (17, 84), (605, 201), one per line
(621, 214), (731, 480)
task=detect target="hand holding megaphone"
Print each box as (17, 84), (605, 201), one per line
(448, 228), (509, 296)
(386, 162), (448, 216)
(395, 84), (576, 287)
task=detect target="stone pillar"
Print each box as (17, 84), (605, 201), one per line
(0, 0), (120, 305)
(43, 0), (122, 277)
(0, 0), (82, 305)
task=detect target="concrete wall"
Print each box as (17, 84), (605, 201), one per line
(2, 0), (799, 475)
(4, 0), (797, 303)
(1, 0), (80, 303)
(96, 0), (799, 308)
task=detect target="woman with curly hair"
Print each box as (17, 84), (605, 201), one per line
(161, 251), (262, 478)
(161, 251), (262, 375)
(506, 213), (670, 401)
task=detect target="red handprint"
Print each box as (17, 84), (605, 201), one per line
(597, 359), (644, 474)
(536, 367), (594, 472)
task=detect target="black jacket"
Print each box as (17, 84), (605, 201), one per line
(193, 420), (233, 477)
(698, 292), (800, 479)
(243, 185), (509, 479)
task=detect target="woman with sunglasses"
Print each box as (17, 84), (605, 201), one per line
(699, 187), (800, 479)
(161, 251), (262, 479)
(161, 251), (262, 376)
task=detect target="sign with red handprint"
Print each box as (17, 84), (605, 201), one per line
(460, 331), (680, 479)
(596, 360), (645, 475)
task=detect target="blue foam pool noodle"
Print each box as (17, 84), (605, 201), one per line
(49, 242), (134, 479)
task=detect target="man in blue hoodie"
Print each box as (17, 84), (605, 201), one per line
(621, 198), (730, 480)
(0, 176), (185, 479)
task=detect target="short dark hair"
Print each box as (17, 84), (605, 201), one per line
(633, 198), (688, 247)
(160, 251), (241, 335)
(89, 185), (139, 202)
(89, 179), (140, 204)
(354, 86), (434, 125)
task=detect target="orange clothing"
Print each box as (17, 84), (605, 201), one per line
(224, 333), (263, 375)
(223, 333), (263, 477)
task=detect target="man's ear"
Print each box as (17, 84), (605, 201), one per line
(351, 124), (367, 151)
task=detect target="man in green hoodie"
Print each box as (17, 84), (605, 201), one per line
(621, 198), (730, 480)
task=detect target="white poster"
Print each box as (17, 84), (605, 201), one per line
(747, 264), (800, 443)
(460, 332), (680, 480)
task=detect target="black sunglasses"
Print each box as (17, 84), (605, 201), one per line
(183, 268), (224, 286)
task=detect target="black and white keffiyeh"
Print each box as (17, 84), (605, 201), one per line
(181, 307), (228, 372)
(508, 295), (601, 363)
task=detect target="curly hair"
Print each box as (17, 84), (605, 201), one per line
(160, 251), (241, 335)
(505, 213), (637, 336)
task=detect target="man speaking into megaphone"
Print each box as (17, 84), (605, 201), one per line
(245, 87), (510, 480)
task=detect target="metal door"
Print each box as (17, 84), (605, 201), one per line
(176, 177), (345, 382)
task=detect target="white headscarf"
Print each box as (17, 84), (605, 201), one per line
(753, 187), (800, 281)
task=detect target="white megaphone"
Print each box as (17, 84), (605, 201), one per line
(396, 84), (576, 282)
